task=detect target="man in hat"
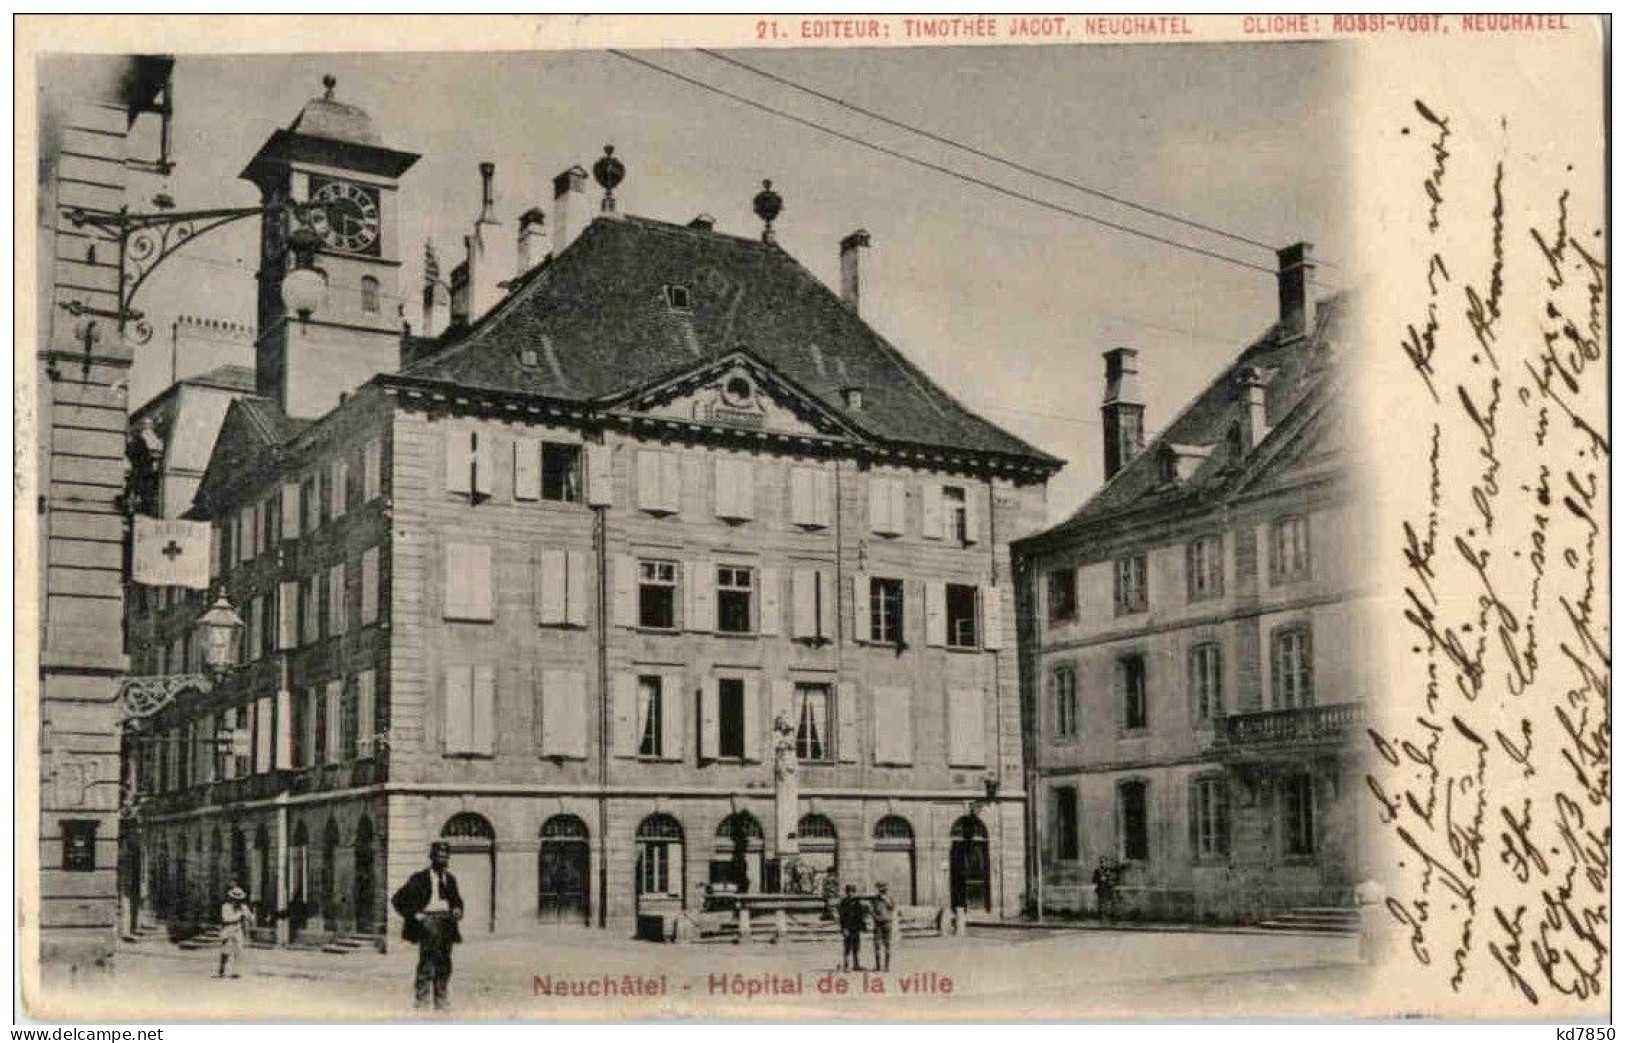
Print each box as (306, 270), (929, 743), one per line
(391, 841), (465, 1010)
(217, 880), (250, 979)
(837, 883), (867, 972)
(870, 881), (897, 972)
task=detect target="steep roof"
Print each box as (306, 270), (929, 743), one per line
(1019, 294), (1350, 546)
(390, 215), (1058, 467)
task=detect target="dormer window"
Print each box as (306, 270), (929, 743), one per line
(842, 386), (864, 411)
(664, 284), (691, 311)
(519, 346), (540, 368)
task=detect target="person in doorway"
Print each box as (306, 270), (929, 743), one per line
(870, 881), (897, 972)
(391, 841), (465, 1011)
(1092, 856), (1119, 924)
(217, 881), (249, 979)
(837, 883), (867, 972)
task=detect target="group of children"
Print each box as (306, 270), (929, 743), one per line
(834, 881), (898, 972)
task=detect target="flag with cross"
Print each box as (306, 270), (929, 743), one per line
(132, 516), (212, 590)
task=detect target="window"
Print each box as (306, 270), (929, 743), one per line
(868, 475), (907, 536)
(362, 439), (383, 501)
(360, 547), (381, 625)
(789, 467), (833, 528)
(443, 542), (494, 621)
(354, 670), (376, 758)
(717, 677), (746, 759)
(945, 583), (979, 648)
(637, 675), (664, 758)
(665, 284), (691, 310)
(636, 449), (683, 514)
(638, 560), (677, 630)
(1120, 654), (1148, 730)
(1050, 787), (1079, 861)
(442, 664), (496, 756)
(714, 458), (755, 521)
(1114, 553), (1148, 614)
(1052, 664), (1078, 739)
(943, 485), (968, 543)
(794, 682), (833, 761)
(869, 577), (904, 644)
(1047, 568), (1077, 623)
(1191, 777), (1230, 858)
(1273, 626), (1314, 709)
(301, 577), (321, 645)
(1188, 535), (1223, 600)
(1190, 643), (1223, 721)
(717, 566), (754, 634)
(329, 458), (348, 518)
(328, 563), (348, 637)
(1119, 780), (1149, 861)
(1281, 775), (1316, 856)
(542, 443), (583, 503)
(1270, 515), (1311, 581)
(301, 475), (320, 534)
(636, 815), (684, 897)
(61, 820), (98, 872)
(445, 428), (494, 501)
(360, 275), (380, 313)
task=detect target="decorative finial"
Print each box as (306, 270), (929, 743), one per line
(322, 74), (337, 100)
(592, 145), (625, 216)
(752, 178), (783, 243)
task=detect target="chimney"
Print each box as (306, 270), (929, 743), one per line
(1234, 366), (1269, 453)
(420, 240), (448, 338)
(448, 248), (472, 328)
(468, 164), (502, 320)
(689, 213), (716, 232)
(517, 207), (546, 276)
(1277, 241), (1317, 340)
(839, 229), (871, 312)
(551, 165), (588, 256)
(1101, 347), (1145, 480)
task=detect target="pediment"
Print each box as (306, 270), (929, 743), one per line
(609, 352), (858, 440)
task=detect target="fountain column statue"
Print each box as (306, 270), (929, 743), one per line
(772, 714), (799, 888)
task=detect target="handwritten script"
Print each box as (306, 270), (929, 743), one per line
(1375, 98), (1609, 1009)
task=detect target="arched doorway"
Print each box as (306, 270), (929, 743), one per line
(949, 815), (991, 912)
(537, 815), (591, 925)
(634, 814), (685, 912)
(872, 816), (917, 904)
(711, 812), (764, 893)
(321, 818), (341, 933)
(441, 812), (496, 934)
(288, 821), (310, 939)
(797, 814), (838, 884)
(353, 817), (377, 934)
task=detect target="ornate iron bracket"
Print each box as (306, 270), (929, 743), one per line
(117, 673), (213, 722)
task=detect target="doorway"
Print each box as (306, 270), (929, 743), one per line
(441, 812), (496, 933)
(353, 817), (376, 934)
(537, 815), (591, 925)
(871, 815), (917, 904)
(949, 815), (991, 912)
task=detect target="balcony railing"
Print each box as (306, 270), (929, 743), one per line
(1216, 702), (1362, 748)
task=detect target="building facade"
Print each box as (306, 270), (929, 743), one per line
(1013, 250), (1372, 924)
(124, 83), (1058, 942)
(36, 55), (174, 977)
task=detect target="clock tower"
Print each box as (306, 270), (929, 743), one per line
(240, 75), (420, 419)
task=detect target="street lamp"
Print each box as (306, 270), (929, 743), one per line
(117, 592), (245, 720)
(279, 226), (327, 322)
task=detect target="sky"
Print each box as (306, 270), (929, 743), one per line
(116, 44), (1352, 528)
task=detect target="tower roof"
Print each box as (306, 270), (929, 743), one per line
(239, 75), (419, 186)
(286, 74), (380, 146)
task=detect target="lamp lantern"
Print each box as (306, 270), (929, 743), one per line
(280, 225), (327, 321)
(194, 595), (245, 676)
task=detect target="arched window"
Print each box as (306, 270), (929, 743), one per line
(635, 814), (684, 901)
(442, 812), (495, 841)
(541, 814), (589, 841)
(796, 813), (838, 878)
(873, 815), (914, 844)
(950, 815), (988, 842)
(360, 275), (380, 314)
(872, 816), (916, 903)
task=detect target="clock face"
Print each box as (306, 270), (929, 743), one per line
(309, 178), (381, 255)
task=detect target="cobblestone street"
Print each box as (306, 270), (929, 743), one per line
(48, 926), (1376, 1021)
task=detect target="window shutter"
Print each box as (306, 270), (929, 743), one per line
(331, 458), (348, 517)
(700, 679), (720, 760)
(815, 470), (835, 528)
(770, 680), (794, 736)
(637, 450), (662, 511)
(837, 681), (858, 763)
(757, 567), (781, 636)
(789, 468), (814, 526)
(237, 506), (253, 563)
(274, 688), (294, 769)
(302, 578), (320, 645)
(873, 686), (913, 766)
(925, 581), (947, 646)
(209, 523), (222, 578)
(612, 672), (638, 757)
(982, 585), (1004, 650)
(852, 573), (870, 643)
(868, 476), (890, 534)
(791, 568), (817, 639)
(277, 581), (298, 650)
(514, 437), (541, 501)
(472, 665), (496, 754)
(742, 674), (762, 762)
(889, 480), (908, 536)
(964, 484), (983, 544)
(356, 670), (376, 755)
(328, 562), (348, 636)
(363, 439), (382, 500)
(612, 555), (636, 628)
(473, 433), (495, 498)
(948, 688), (987, 766)
(539, 669), (588, 759)
(536, 548), (567, 625)
(325, 680), (343, 762)
(661, 452), (684, 514)
(443, 666), (472, 754)
(361, 547), (380, 624)
(714, 458), (733, 519)
(735, 460), (755, 519)
(566, 550), (590, 627)
(444, 542), (494, 620)
(922, 484), (944, 540)
(661, 672), (684, 761)
(255, 696), (274, 773)
(586, 443), (614, 506)
(1303, 629), (1315, 706)
(687, 558), (714, 633)
(1270, 636), (1281, 709)
(816, 570), (835, 640)
(445, 428), (472, 495)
